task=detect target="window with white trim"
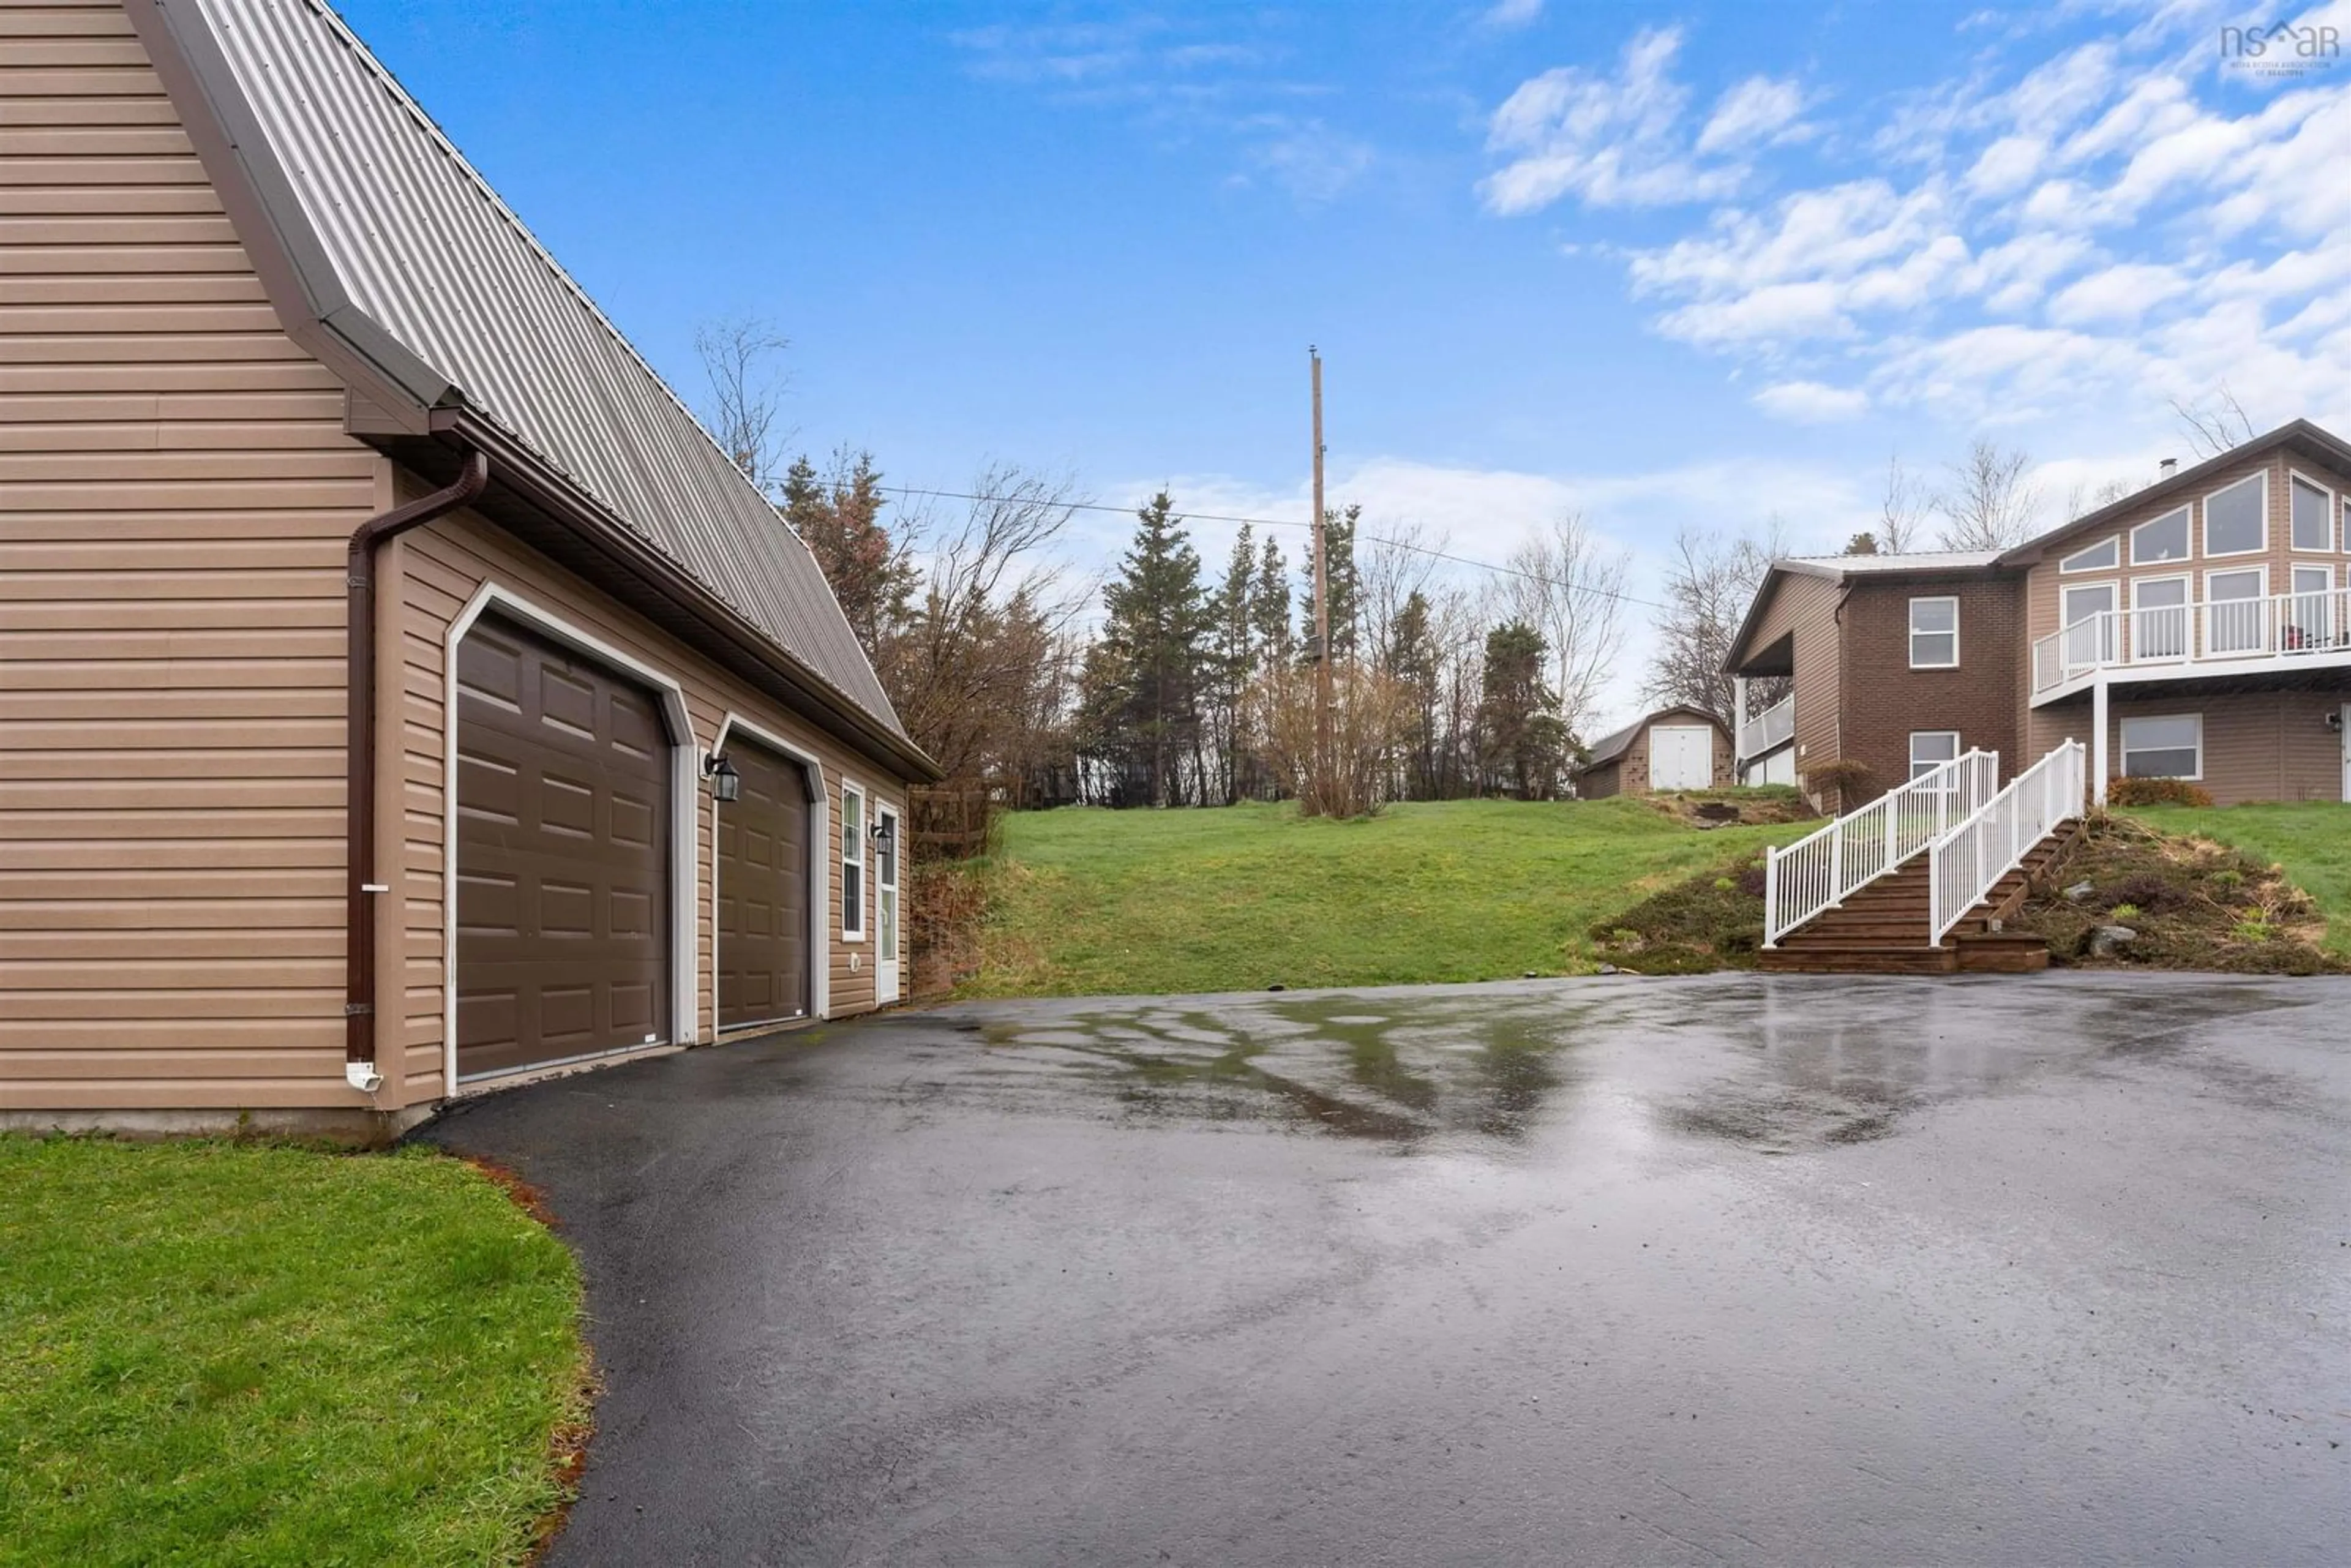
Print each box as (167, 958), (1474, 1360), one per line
(2131, 506), (2190, 565)
(2060, 537), (2118, 573)
(2290, 475), (2334, 552)
(2202, 473), (2265, 557)
(1908, 596), (1958, 668)
(2120, 715), (2202, 779)
(840, 782), (866, 939)
(1909, 730), (1960, 781)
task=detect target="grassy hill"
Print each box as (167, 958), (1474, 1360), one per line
(964, 797), (1815, 997)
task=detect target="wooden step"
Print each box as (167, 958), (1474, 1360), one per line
(1952, 931), (2050, 973)
(1760, 943), (1960, 975)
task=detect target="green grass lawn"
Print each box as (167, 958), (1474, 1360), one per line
(2121, 802), (2351, 955)
(0, 1139), (587, 1568)
(967, 797), (1815, 997)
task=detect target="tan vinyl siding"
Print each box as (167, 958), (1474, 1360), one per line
(2030, 689), (2344, 805)
(2022, 450), (2351, 651)
(392, 509), (902, 1104)
(0, 0), (380, 1111)
(1741, 574), (1843, 799)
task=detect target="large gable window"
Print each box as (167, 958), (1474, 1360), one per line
(2203, 473), (2265, 557)
(1908, 596), (1958, 668)
(2120, 715), (2202, 780)
(2131, 507), (2190, 565)
(2061, 537), (2119, 573)
(2290, 475), (2334, 552)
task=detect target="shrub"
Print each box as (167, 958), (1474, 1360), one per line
(2106, 776), (2214, 808)
(2109, 902), (2142, 920)
(2233, 917), (2275, 943)
(2210, 868), (2244, 888)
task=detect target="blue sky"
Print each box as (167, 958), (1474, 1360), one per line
(337, 0), (2349, 727)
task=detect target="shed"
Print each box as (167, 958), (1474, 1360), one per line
(1573, 707), (1734, 798)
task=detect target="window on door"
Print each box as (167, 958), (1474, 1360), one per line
(2206, 568), (2266, 655)
(2120, 715), (2202, 779)
(2288, 565), (2334, 650)
(1908, 597), (1959, 668)
(2131, 576), (2189, 660)
(840, 782), (865, 939)
(1909, 730), (1960, 781)
(2060, 582), (2116, 667)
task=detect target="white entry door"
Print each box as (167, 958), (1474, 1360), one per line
(874, 802), (901, 1005)
(1648, 724), (1712, 790)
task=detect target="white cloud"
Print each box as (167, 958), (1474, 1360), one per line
(1499, 10), (2351, 448)
(1247, 119), (1375, 202)
(1753, 380), (1870, 422)
(2047, 262), (2191, 324)
(1480, 0), (1544, 29)
(1479, 28), (1753, 212)
(1696, 76), (1809, 156)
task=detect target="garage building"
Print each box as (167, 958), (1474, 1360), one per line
(1, 0), (937, 1133)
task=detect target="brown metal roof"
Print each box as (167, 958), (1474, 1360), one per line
(141, 0), (907, 740)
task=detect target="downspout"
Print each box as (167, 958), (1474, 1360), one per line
(345, 448), (489, 1093)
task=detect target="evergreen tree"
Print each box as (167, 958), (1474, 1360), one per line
(1301, 504), (1362, 659)
(1386, 588), (1441, 800)
(781, 448), (914, 664)
(1250, 534), (1294, 671)
(1095, 492), (1212, 807)
(1210, 525), (1259, 804)
(1477, 620), (1566, 799)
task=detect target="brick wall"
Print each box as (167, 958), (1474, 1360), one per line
(1835, 572), (2028, 801)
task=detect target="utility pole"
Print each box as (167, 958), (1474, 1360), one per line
(1310, 346), (1332, 804)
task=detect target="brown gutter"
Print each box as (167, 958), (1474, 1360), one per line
(430, 409), (944, 784)
(345, 448), (490, 1092)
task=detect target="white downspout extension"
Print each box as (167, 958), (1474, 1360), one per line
(2091, 677), (2110, 808)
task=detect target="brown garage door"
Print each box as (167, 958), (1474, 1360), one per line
(455, 614), (670, 1081)
(716, 737), (812, 1028)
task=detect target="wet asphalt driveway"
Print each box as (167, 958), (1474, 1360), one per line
(421, 973), (2351, 1566)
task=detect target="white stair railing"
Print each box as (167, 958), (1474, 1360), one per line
(1763, 749), (1998, 948)
(1927, 740), (2087, 945)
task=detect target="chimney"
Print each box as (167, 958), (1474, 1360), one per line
(2159, 457), (2178, 478)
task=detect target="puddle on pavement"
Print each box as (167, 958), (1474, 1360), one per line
(979, 994), (1582, 1150)
(967, 977), (2320, 1157)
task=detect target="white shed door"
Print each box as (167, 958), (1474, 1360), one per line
(1648, 725), (1712, 790)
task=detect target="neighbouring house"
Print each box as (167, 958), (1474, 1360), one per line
(1572, 707), (1733, 798)
(2, 0), (940, 1135)
(1724, 420), (2351, 812)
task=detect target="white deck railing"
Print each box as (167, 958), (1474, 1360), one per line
(1738, 694), (1794, 759)
(1927, 740), (2087, 945)
(2031, 587), (2351, 696)
(1763, 749), (1999, 948)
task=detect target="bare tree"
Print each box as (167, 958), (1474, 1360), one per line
(887, 463), (1091, 795)
(1936, 438), (2041, 551)
(1880, 454), (1929, 554)
(2170, 385), (2256, 459)
(694, 313), (792, 492)
(2063, 474), (2138, 520)
(1354, 519), (1442, 674)
(1501, 511), (1629, 746)
(1643, 521), (1783, 725)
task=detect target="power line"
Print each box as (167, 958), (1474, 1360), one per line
(872, 483), (1674, 614)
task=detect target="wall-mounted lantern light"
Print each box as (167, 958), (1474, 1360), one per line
(869, 815), (896, 854)
(704, 752), (741, 803)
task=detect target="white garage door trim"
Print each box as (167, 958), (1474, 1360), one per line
(443, 582), (700, 1093)
(1648, 724), (1713, 790)
(710, 711), (831, 1026)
